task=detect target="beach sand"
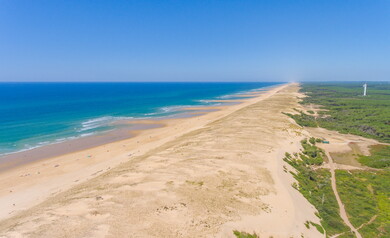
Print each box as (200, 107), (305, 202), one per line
(0, 83), (323, 237)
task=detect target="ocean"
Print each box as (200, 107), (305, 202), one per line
(0, 82), (281, 155)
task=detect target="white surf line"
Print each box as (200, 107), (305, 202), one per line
(324, 150), (362, 238)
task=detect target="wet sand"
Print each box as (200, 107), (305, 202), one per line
(0, 123), (163, 172)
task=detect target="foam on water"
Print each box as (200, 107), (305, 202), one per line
(78, 116), (133, 132)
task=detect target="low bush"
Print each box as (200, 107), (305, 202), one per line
(233, 230), (258, 238)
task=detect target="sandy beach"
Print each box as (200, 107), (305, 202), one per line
(0, 83), (323, 237)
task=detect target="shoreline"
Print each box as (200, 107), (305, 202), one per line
(0, 84), (286, 223)
(0, 91), (261, 173)
(0, 123), (164, 172)
(0, 85), (272, 159)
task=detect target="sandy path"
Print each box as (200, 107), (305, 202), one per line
(325, 150), (362, 238)
(0, 84), (322, 238)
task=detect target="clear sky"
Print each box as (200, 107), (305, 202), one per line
(0, 0), (389, 82)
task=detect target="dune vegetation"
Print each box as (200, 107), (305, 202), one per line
(336, 170), (390, 238)
(285, 82), (390, 237)
(283, 139), (349, 236)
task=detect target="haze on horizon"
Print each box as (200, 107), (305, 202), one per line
(0, 0), (389, 82)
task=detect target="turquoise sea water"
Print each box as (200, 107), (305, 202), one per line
(0, 82), (281, 155)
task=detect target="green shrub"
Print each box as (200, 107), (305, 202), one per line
(284, 112), (318, 127)
(233, 230), (259, 238)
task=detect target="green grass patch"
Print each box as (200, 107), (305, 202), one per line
(358, 145), (390, 168)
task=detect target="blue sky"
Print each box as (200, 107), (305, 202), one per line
(0, 0), (389, 82)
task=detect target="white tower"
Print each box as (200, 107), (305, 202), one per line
(363, 83), (367, 96)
